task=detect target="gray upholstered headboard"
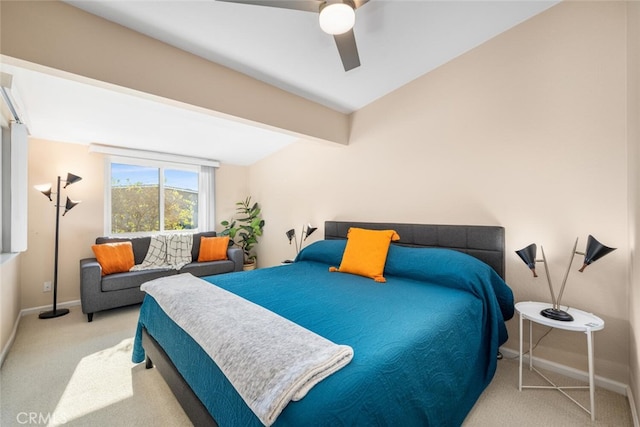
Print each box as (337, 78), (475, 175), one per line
(324, 221), (505, 280)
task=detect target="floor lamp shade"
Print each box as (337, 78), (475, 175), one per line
(63, 197), (80, 216)
(64, 172), (82, 188)
(35, 184), (53, 201)
(35, 173), (82, 319)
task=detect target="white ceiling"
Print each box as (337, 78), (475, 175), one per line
(1, 63), (299, 166)
(2, 0), (558, 165)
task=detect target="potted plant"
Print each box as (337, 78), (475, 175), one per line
(220, 196), (265, 270)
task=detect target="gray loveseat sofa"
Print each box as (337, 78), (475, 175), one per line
(80, 231), (243, 322)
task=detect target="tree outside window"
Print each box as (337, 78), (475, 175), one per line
(110, 162), (198, 234)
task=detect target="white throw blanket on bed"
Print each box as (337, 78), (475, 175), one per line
(141, 274), (354, 426)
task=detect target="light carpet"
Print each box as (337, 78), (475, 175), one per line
(0, 305), (633, 426)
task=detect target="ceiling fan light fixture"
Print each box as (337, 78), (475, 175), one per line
(319, 2), (355, 35)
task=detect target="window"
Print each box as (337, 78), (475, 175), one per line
(107, 158), (212, 235)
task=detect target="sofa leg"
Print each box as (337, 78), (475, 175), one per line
(87, 313), (94, 322)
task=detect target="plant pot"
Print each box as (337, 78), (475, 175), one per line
(243, 261), (256, 271)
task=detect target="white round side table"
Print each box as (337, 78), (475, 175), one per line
(515, 301), (604, 421)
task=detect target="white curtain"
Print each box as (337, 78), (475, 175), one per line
(199, 165), (216, 232)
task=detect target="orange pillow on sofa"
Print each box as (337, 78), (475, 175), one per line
(198, 236), (229, 262)
(91, 242), (135, 276)
(330, 227), (400, 283)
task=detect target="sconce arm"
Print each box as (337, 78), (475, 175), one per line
(556, 237), (579, 308)
(540, 246), (557, 308)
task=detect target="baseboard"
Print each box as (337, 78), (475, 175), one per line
(500, 347), (628, 396)
(0, 300), (82, 367)
(19, 299), (81, 317)
(627, 385), (640, 427)
(0, 312), (21, 368)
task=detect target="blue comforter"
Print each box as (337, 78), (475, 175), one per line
(133, 240), (514, 426)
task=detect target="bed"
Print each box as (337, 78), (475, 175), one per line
(132, 221), (514, 426)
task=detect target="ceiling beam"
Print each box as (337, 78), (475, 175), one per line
(0, 0), (349, 146)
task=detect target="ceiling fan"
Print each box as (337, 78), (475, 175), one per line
(218, 0), (369, 71)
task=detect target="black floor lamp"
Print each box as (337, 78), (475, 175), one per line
(35, 172), (82, 319)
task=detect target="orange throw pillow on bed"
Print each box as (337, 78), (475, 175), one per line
(330, 227), (400, 283)
(91, 242), (135, 276)
(198, 236), (229, 262)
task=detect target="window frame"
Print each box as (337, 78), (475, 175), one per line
(105, 156), (202, 236)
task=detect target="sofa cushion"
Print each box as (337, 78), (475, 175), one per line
(179, 260), (235, 277)
(191, 231), (217, 261)
(91, 242), (135, 276)
(198, 236), (230, 262)
(96, 236), (151, 265)
(101, 268), (178, 292)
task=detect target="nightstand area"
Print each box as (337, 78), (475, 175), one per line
(515, 301), (605, 421)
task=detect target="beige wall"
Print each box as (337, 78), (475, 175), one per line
(215, 164), (251, 225)
(628, 0), (640, 414)
(0, 254), (21, 361)
(250, 1), (630, 383)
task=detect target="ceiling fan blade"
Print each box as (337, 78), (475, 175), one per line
(333, 29), (360, 71)
(217, 0), (322, 13)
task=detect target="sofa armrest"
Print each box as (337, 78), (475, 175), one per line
(80, 258), (103, 314)
(227, 248), (244, 272)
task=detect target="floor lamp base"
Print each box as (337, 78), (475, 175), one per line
(39, 308), (70, 319)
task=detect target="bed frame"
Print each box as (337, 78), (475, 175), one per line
(142, 221), (505, 426)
